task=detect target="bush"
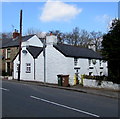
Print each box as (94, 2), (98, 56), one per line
(82, 75), (107, 81)
(2, 71), (9, 76)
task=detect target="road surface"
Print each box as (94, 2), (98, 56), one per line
(2, 80), (119, 117)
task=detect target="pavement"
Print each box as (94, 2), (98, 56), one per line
(2, 79), (120, 99)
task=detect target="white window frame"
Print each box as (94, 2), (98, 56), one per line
(26, 63), (31, 73)
(74, 58), (78, 66)
(99, 60), (102, 66)
(89, 59), (92, 66)
(16, 64), (19, 72)
(100, 72), (103, 76)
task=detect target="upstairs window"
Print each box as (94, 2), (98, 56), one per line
(99, 60), (102, 66)
(74, 58), (78, 66)
(7, 48), (11, 59)
(26, 63), (31, 73)
(88, 59), (92, 66)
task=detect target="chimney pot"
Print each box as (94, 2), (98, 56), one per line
(13, 29), (20, 39)
(50, 32), (53, 36)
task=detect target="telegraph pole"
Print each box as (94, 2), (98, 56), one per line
(18, 10), (22, 81)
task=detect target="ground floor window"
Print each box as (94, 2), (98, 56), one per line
(100, 72), (103, 76)
(16, 64), (19, 72)
(26, 63), (31, 73)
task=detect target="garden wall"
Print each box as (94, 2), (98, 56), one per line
(83, 79), (120, 91)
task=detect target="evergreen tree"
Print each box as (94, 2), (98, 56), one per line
(102, 19), (120, 83)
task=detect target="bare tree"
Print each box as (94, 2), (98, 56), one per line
(79, 29), (90, 48)
(64, 27), (81, 46)
(90, 31), (103, 51)
(25, 28), (42, 36)
(0, 32), (13, 39)
(64, 27), (90, 47)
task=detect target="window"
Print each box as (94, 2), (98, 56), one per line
(89, 59), (92, 66)
(100, 72), (103, 76)
(74, 58), (78, 66)
(99, 60), (102, 66)
(7, 48), (11, 59)
(26, 63), (31, 73)
(16, 64), (19, 72)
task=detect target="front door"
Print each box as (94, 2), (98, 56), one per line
(7, 62), (11, 75)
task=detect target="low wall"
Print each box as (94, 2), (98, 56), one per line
(83, 79), (120, 91)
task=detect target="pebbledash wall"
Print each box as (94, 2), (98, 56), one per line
(13, 35), (108, 85)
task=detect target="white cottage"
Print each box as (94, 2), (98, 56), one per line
(13, 34), (108, 85)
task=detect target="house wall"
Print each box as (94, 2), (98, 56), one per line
(35, 44), (108, 84)
(14, 35), (43, 80)
(78, 59), (108, 76)
(35, 44), (75, 84)
(13, 55), (18, 79)
(2, 47), (19, 76)
(22, 35), (43, 47)
(13, 47), (34, 80)
(46, 45), (74, 84)
(21, 47), (34, 80)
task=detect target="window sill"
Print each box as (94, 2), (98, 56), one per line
(100, 66), (103, 69)
(89, 66), (94, 69)
(26, 72), (31, 73)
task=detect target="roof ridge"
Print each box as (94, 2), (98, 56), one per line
(57, 43), (92, 50)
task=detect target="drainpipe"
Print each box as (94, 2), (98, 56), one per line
(34, 59), (35, 80)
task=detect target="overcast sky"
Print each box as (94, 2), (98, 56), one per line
(1, 0), (119, 35)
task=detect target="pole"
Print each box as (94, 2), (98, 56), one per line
(18, 10), (22, 81)
(34, 59), (35, 80)
(43, 36), (46, 84)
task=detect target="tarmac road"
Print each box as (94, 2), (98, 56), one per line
(2, 80), (119, 118)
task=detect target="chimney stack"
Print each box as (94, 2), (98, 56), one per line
(13, 29), (20, 39)
(50, 31), (53, 36)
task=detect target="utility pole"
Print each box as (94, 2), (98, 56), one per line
(18, 10), (22, 81)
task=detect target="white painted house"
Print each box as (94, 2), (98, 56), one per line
(13, 34), (108, 85)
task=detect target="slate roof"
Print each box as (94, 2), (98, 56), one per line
(53, 43), (102, 59)
(26, 46), (43, 59)
(2, 35), (34, 48)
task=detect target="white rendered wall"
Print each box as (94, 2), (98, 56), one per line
(35, 52), (44, 82)
(46, 44), (69, 84)
(14, 35), (43, 80)
(20, 47), (34, 80)
(22, 35), (43, 47)
(13, 55), (18, 79)
(13, 47), (34, 81)
(35, 44), (75, 84)
(78, 59), (108, 76)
